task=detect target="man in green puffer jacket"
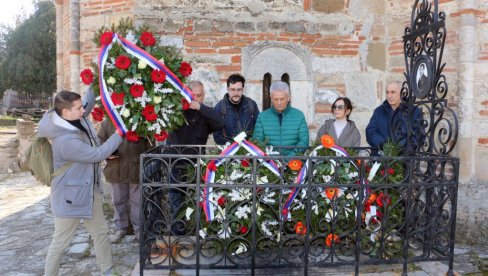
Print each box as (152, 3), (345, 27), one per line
(253, 81), (309, 156)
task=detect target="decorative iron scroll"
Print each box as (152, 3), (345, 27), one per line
(396, 0), (458, 155)
(139, 146), (459, 276)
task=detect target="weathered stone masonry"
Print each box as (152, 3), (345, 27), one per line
(55, 0), (488, 244)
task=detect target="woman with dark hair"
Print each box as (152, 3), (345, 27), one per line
(315, 97), (361, 147)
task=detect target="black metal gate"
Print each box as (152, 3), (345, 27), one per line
(139, 0), (459, 275)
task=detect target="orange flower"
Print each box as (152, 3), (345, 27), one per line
(294, 221), (307, 235)
(321, 135), (335, 148)
(367, 193), (377, 204)
(288, 159), (302, 171)
(325, 187), (341, 200)
(325, 233), (340, 247)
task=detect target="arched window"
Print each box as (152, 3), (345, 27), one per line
(262, 73), (272, 110)
(281, 73), (290, 92)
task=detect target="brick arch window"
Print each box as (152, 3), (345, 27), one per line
(263, 73), (291, 110)
(281, 73), (290, 90)
(263, 73), (272, 110)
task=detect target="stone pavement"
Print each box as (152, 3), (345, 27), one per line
(0, 172), (487, 276)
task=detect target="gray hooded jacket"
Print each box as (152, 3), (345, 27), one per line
(38, 89), (122, 219)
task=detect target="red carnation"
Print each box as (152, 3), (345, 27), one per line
(208, 162), (217, 172)
(100, 31), (113, 45)
(126, 131), (139, 142)
(130, 84), (144, 97)
(388, 168), (395, 175)
(154, 131), (168, 141)
(140, 32), (156, 47)
(376, 192), (391, 208)
(241, 159), (250, 168)
(217, 196), (226, 207)
(142, 105), (157, 121)
(239, 225), (248, 234)
(80, 69), (93, 85)
(181, 99), (190, 110)
(115, 55), (131, 70)
(111, 92), (124, 106)
(179, 62), (192, 77)
(151, 69), (166, 83)
(91, 107), (104, 122)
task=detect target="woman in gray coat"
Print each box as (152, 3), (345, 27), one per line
(315, 97), (361, 148)
(39, 89), (123, 276)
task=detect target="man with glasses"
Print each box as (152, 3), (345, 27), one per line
(213, 73), (260, 144)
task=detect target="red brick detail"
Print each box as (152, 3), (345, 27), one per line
(70, 51), (81, 55)
(450, 9), (486, 17)
(311, 48), (341, 56)
(304, 0), (311, 11)
(231, 56), (241, 63)
(185, 41), (211, 47)
(192, 48), (217, 54)
(216, 65), (241, 72)
(213, 41), (237, 47)
(481, 101), (488, 106)
(478, 138), (488, 145)
(315, 103), (333, 113)
(218, 48), (241, 54)
(439, 0), (455, 3)
(480, 110), (488, 116)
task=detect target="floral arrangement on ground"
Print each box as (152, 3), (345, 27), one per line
(174, 135), (406, 258)
(80, 18), (193, 142)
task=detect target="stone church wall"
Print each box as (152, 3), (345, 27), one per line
(56, 0), (488, 244)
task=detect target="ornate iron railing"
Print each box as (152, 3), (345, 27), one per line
(139, 145), (459, 275)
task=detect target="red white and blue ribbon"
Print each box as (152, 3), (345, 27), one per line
(281, 144), (352, 221)
(203, 142), (241, 221)
(281, 161), (308, 220)
(241, 140), (281, 177)
(98, 32), (194, 136)
(202, 139), (282, 222)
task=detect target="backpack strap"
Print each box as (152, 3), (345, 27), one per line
(52, 161), (73, 179)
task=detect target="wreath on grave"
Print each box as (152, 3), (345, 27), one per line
(80, 18), (193, 142)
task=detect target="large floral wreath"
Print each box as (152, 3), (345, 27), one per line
(177, 134), (405, 257)
(80, 18), (193, 142)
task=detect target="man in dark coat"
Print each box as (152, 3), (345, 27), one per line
(366, 81), (424, 154)
(166, 80), (224, 234)
(213, 74), (259, 145)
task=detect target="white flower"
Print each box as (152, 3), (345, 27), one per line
(265, 146), (280, 156)
(312, 203), (319, 215)
(218, 226), (231, 239)
(199, 228), (207, 239)
(348, 172), (358, 179)
(257, 176), (268, 184)
(159, 57), (165, 64)
(153, 96), (162, 104)
(121, 108), (130, 118)
(125, 30), (137, 44)
(138, 60), (147, 69)
(107, 76), (116, 85)
(235, 205), (251, 219)
(232, 243), (247, 255)
(185, 207), (194, 220)
(323, 175), (332, 183)
(325, 209), (335, 222)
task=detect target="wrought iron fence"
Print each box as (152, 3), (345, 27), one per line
(139, 145), (459, 275)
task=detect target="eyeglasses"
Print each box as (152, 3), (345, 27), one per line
(332, 105), (345, 110)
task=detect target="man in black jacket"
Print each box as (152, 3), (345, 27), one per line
(166, 80), (223, 235)
(167, 80), (224, 146)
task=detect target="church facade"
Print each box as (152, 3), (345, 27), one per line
(54, 0), (488, 244)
